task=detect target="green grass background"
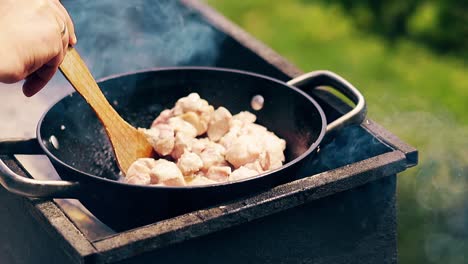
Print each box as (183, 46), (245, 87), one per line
(206, 0), (468, 263)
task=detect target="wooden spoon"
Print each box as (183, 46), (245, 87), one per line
(59, 47), (153, 175)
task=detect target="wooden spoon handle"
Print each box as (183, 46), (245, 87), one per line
(59, 47), (123, 129)
(59, 47), (153, 173)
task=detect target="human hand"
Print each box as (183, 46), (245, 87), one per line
(0, 0), (77, 96)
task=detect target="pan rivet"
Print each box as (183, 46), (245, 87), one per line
(251, 95), (264, 111)
(49, 135), (60, 149)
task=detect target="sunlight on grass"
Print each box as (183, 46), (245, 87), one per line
(206, 0), (468, 263)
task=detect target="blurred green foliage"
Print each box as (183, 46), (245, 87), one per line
(206, 0), (468, 263)
(313, 0), (468, 57)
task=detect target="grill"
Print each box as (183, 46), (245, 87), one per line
(0, 0), (417, 263)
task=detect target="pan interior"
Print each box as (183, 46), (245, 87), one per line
(38, 69), (324, 180)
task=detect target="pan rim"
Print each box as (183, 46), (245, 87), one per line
(37, 66), (327, 189)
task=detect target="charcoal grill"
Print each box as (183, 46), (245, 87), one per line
(0, 0), (417, 263)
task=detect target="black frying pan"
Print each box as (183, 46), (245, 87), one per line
(0, 68), (365, 230)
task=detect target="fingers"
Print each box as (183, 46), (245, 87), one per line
(51, 0), (77, 45)
(23, 72), (50, 97)
(48, 1), (69, 49)
(22, 61), (60, 97)
(60, 20), (70, 51)
(21, 0), (77, 97)
(22, 39), (67, 97)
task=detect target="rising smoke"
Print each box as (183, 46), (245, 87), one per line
(62, 0), (224, 79)
(382, 111), (468, 263)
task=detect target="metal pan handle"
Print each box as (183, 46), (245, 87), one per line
(0, 138), (80, 198)
(287, 70), (367, 133)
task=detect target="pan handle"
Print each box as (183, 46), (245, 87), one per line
(0, 138), (80, 198)
(287, 70), (367, 133)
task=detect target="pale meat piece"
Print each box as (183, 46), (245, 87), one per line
(244, 159), (264, 173)
(229, 119), (244, 129)
(172, 93), (214, 135)
(226, 122), (286, 171)
(218, 122), (242, 149)
(188, 176), (219, 186)
(241, 123), (267, 136)
(125, 158), (157, 185)
(139, 124), (175, 156)
(168, 116), (197, 138)
(171, 132), (194, 160)
(125, 174), (150, 185)
(234, 130), (285, 171)
(207, 107), (232, 141)
(232, 111), (256, 124)
(180, 111), (206, 136)
(149, 159), (186, 186)
(177, 152), (203, 175)
(130, 93), (287, 186)
(225, 134), (263, 168)
(206, 166), (231, 182)
(151, 109), (173, 127)
(191, 138), (210, 155)
(198, 106), (214, 133)
(260, 132), (286, 170)
(181, 107), (214, 136)
(218, 134), (234, 150)
(229, 166), (259, 181)
(173, 93), (210, 115)
(199, 142), (227, 170)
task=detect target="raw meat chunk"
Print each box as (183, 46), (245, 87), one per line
(191, 138), (210, 155)
(140, 124), (175, 156)
(242, 123), (267, 135)
(171, 132), (194, 160)
(208, 107), (232, 141)
(152, 109), (173, 126)
(188, 176), (218, 186)
(173, 93), (210, 115)
(260, 132), (286, 170)
(230, 166), (259, 181)
(180, 111), (207, 136)
(168, 116), (197, 138)
(149, 159), (185, 186)
(225, 134), (262, 168)
(232, 111), (256, 124)
(206, 166), (231, 182)
(125, 158), (156, 185)
(129, 92), (287, 187)
(200, 142), (227, 170)
(244, 159), (264, 173)
(177, 152), (203, 175)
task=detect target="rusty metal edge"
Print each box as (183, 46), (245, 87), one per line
(181, 0), (418, 168)
(362, 120), (418, 167)
(2, 156), (97, 263)
(31, 201), (98, 263)
(91, 150), (406, 263)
